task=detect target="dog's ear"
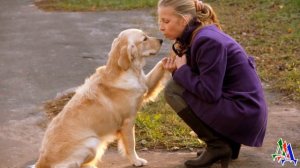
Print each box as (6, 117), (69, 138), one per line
(127, 42), (138, 59)
(118, 42), (137, 70)
(111, 37), (119, 48)
(118, 45), (131, 70)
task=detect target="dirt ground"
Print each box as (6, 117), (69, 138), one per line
(0, 0), (299, 168)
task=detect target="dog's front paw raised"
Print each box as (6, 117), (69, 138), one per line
(133, 157), (148, 167)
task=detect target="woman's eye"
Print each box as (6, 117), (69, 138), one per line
(143, 37), (148, 41)
(162, 19), (170, 23)
(159, 19), (169, 24)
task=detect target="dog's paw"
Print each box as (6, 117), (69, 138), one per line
(133, 157), (148, 167)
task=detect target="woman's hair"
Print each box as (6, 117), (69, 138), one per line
(158, 0), (221, 41)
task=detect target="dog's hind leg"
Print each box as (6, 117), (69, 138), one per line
(82, 135), (114, 168)
(118, 118), (147, 167)
(53, 137), (102, 168)
(82, 143), (107, 168)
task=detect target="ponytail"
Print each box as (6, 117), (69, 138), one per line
(191, 1), (222, 42)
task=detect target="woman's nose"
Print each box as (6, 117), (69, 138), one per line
(159, 26), (165, 32)
(159, 24), (165, 32)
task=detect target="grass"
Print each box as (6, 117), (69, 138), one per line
(40, 0), (300, 150)
(210, 0), (300, 101)
(136, 94), (203, 150)
(35, 0), (158, 11)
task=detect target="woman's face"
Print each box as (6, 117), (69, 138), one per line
(157, 6), (187, 40)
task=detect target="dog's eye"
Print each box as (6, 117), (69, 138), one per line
(143, 37), (148, 41)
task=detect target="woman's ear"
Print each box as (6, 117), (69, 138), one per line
(180, 15), (192, 27)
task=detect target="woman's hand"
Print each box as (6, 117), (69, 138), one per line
(162, 54), (187, 73)
(162, 57), (177, 73)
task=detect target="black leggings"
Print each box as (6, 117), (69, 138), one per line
(164, 79), (188, 113)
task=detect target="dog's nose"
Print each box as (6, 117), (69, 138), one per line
(158, 39), (163, 44)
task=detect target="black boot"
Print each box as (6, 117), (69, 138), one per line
(230, 141), (241, 160)
(185, 139), (232, 168)
(177, 107), (232, 168)
(196, 140), (241, 160)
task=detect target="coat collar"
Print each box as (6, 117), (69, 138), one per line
(176, 18), (200, 47)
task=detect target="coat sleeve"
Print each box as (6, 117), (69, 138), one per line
(173, 36), (227, 103)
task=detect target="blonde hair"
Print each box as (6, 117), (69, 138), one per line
(158, 0), (221, 42)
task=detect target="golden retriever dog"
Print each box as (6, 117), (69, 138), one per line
(33, 29), (169, 168)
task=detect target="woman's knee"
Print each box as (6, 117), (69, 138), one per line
(164, 79), (178, 103)
(164, 79), (187, 112)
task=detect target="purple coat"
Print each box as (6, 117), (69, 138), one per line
(173, 23), (267, 147)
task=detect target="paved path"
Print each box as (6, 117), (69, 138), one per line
(0, 0), (299, 168)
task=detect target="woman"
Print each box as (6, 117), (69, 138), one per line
(158, 0), (268, 168)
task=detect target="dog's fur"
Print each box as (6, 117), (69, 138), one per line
(34, 29), (169, 168)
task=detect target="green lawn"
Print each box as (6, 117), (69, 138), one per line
(35, 0), (158, 11)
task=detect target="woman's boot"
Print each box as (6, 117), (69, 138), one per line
(230, 141), (241, 160)
(196, 140), (241, 160)
(185, 139), (232, 168)
(177, 107), (232, 168)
